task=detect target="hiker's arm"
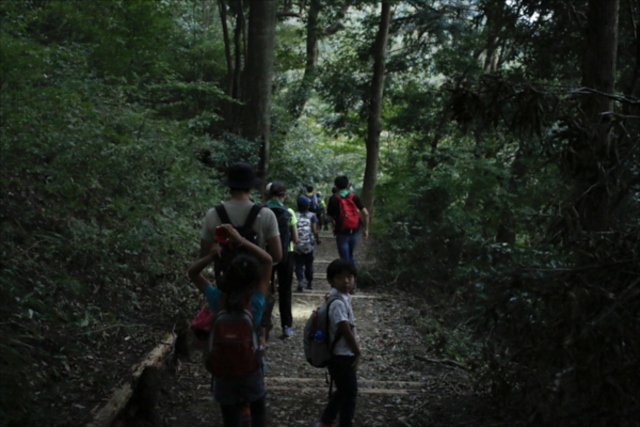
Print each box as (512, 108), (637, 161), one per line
(199, 239), (213, 258)
(290, 223), (299, 245)
(221, 223), (273, 296)
(338, 321), (361, 368)
(359, 207), (370, 239)
(311, 220), (321, 244)
(257, 261), (272, 296)
(188, 252), (217, 294)
(266, 235), (283, 264)
(223, 224), (273, 266)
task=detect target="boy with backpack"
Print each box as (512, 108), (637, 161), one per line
(326, 175), (369, 265)
(294, 195), (321, 291)
(312, 259), (360, 427)
(263, 181), (298, 338)
(188, 223), (272, 427)
(305, 185), (321, 214)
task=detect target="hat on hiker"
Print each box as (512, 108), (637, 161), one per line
(297, 195), (310, 211)
(269, 181), (287, 197)
(223, 162), (261, 189)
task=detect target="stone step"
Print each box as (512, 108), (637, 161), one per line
(265, 377), (429, 395)
(292, 290), (385, 299)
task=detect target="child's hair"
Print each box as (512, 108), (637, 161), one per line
(219, 253), (261, 311)
(334, 175), (349, 190)
(326, 259), (357, 282)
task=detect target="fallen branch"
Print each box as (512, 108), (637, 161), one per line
(414, 355), (467, 370)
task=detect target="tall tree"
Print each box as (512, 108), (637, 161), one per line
(241, 0), (277, 183)
(361, 2), (392, 216)
(572, 0), (620, 233)
(287, 0), (353, 117)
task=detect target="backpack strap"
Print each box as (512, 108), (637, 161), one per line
(243, 204), (263, 229)
(215, 204), (232, 225)
(324, 296), (343, 399)
(215, 203), (262, 228)
(325, 297), (343, 354)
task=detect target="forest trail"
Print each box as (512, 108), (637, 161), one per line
(156, 231), (482, 427)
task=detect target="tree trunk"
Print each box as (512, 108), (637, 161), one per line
(218, 0), (233, 97)
(483, 0), (505, 73)
(288, 0), (352, 118)
(232, 0), (245, 102)
(361, 2), (391, 218)
(287, 0), (321, 116)
(572, 0), (619, 233)
(241, 0), (277, 185)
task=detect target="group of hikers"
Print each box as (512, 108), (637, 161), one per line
(189, 162), (370, 427)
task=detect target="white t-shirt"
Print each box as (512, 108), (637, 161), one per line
(327, 288), (357, 356)
(201, 199), (279, 249)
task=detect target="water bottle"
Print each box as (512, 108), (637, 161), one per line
(313, 330), (325, 342)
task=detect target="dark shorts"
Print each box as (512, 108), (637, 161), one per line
(214, 369), (265, 405)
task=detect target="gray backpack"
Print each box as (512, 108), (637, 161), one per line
(303, 296), (342, 368)
(295, 211), (315, 254)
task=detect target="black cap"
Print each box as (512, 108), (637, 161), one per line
(222, 162), (261, 189)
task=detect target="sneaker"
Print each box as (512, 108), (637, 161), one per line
(306, 285), (313, 290)
(296, 286), (303, 292)
(283, 326), (294, 338)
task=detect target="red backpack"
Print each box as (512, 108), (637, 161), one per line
(337, 193), (360, 232)
(205, 293), (261, 378)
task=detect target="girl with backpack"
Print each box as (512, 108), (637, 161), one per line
(188, 223), (272, 427)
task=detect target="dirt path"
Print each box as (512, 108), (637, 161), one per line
(156, 232), (489, 426)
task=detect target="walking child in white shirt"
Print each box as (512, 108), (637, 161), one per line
(315, 259), (360, 427)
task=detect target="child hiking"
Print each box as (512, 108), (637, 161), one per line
(314, 259), (360, 427)
(188, 223), (272, 427)
(294, 195), (321, 291)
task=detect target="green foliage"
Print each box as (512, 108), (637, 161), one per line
(1, 0), (638, 425)
(474, 233), (640, 426)
(0, 1), (225, 423)
(364, 2), (640, 425)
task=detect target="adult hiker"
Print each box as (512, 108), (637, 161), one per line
(199, 161), (282, 264)
(326, 175), (369, 266)
(316, 191), (327, 231)
(263, 181), (298, 338)
(197, 161), (281, 426)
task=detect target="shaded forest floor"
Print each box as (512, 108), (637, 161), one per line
(18, 232), (519, 426)
(153, 232), (513, 427)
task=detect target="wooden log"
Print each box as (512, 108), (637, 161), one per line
(86, 334), (174, 427)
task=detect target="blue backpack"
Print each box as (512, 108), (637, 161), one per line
(308, 194), (320, 213)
